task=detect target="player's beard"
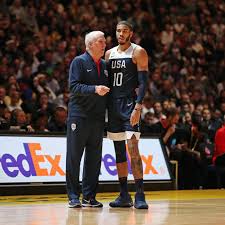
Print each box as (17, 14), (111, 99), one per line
(118, 35), (131, 45)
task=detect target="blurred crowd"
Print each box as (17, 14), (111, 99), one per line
(0, 0), (225, 187)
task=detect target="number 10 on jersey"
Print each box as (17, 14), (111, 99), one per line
(113, 72), (123, 86)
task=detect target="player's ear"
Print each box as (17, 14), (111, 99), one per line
(130, 31), (133, 38)
(129, 32), (133, 41)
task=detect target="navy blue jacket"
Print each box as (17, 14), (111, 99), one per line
(68, 52), (109, 120)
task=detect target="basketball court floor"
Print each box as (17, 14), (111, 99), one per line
(0, 189), (225, 225)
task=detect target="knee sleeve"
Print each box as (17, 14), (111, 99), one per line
(114, 141), (127, 163)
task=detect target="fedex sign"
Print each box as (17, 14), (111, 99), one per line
(0, 143), (64, 178)
(100, 138), (170, 181)
(0, 136), (66, 183)
(0, 136), (171, 183)
(102, 152), (158, 177)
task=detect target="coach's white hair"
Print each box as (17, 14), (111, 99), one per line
(85, 31), (104, 51)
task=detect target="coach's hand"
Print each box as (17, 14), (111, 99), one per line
(95, 85), (110, 96)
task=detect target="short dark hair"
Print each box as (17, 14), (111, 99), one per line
(165, 107), (179, 118)
(117, 21), (133, 31)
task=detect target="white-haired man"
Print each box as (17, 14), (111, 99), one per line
(66, 31), (109, 208)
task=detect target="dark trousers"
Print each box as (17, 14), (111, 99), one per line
(66, 117), (104, 200)
(215, 154), (225, 167)
(170, 149), (204, 189)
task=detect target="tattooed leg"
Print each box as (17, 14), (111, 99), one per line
(127, 135), (143, 179)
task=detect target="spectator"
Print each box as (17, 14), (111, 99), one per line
(161, 23), (174, 46)
(33, 73), (56, 103)
(47, 106), (67, 132)
(35, 92), (55, 118)
(0, 86), (7, 108)
(213, 116), (225, 167)
(0, 105), (10, 130)
(153, 101), (166, 121)
(54, 88), (69, 109)
(182, 111), (192, 128)
(140, 111), (158, 134)
(32, 111), (49, 132)
(6, 90), (22, 112)
(202, 108), (221, 142)
(10, 108), (34, 132)
(141, 96), (153, 120)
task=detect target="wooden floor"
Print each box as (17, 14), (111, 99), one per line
(0, 190), (225, 225)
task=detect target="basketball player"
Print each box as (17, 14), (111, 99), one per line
(105, 21), (149, 209)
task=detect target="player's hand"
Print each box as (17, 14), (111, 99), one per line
(95, 85), (110, 96)
(130, 109), (141, 127)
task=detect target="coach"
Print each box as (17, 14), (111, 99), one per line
(66, 31), (109, 208)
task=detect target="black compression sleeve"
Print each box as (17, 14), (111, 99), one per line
(113, 141), (127, 163)
(136, 71), (148, 104)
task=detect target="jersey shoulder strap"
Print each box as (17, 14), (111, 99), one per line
(109, 43), (138, 59)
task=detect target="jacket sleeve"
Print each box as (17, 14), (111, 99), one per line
(69, 58), (96, 95)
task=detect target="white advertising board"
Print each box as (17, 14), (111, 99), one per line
(0, 136), (171, 183)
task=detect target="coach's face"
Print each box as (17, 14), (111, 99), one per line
(91, 35), (106, 58)
(116, 24), (133, 45)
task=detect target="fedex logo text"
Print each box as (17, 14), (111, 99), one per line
(102, 153), (158, 176)
(0, 143), (65, 177)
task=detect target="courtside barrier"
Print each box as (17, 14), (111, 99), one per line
(0, 133), (174, 194)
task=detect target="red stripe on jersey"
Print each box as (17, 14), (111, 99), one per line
(95, 60), (101, 77)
